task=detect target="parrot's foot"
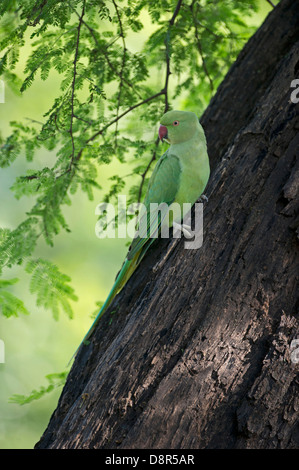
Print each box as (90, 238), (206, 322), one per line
(199, 194), (208, 203)
(173, 221), (193, 239)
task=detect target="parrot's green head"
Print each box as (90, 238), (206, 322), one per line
(159, 110), (200, 145)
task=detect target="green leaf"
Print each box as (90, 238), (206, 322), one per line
(9, 371), (68, 405)
(25, 259), (78, 320)
(0, 278), (30, 317)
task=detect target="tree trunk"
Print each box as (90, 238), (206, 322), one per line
(36, 0), (299, 449)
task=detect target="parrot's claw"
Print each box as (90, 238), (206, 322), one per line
(181, 224), (193, 239)
(199, 194), (208, 203)
(173, 221), (193, 239)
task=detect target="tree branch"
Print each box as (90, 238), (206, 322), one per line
(112, 0), (127, 145)
(169, 0), (183, 26)
(163, 0), (184, 112)
(74, 11), (143, 100)
(85, 90), (165, 145)
(191, 1), (214, 91)
(68, 0), (86, 170)
(137, 0), (184, 197)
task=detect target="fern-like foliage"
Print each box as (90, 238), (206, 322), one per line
(9, 371), (68, 405)
(25, 259), (78, 320)
(0, 278), (30, 317)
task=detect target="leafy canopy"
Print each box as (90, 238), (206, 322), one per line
(0, 0), (259, 319)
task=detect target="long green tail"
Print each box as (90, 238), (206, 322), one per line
(69, 257), (134, 363)
(71, 235), (156, 362)
(82, 257), (133, 345)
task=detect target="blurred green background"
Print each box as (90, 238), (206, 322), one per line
(0, 2), (273, 449)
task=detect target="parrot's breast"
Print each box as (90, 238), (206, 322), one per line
(171, 135), (210, 222)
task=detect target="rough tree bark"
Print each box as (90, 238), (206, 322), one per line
(36, 0), (299, 449)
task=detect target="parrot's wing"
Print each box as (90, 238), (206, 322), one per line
(75, 152), (180, 351)
(128, 151), (181, 260)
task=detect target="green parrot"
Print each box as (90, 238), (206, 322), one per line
(78, 110), (210, 350)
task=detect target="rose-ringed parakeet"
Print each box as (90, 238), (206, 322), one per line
(78, 110), (210, 349)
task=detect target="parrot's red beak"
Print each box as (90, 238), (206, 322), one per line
(158, 124), (168, 141)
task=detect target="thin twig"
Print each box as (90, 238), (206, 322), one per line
(25, 117), (44, 125)
(73, 114), (94, 126)
(163, 32), (171, 113)
(69, 0), (86, 170)
(169, 0), (183, 26)
(74, 11), (142, 99)
(191, 2), (214, 91)
(85, 90), (165, 145)
(163, 0), (184, 112)
(112, 0), (127, 145)
(195, 33), (214, 91)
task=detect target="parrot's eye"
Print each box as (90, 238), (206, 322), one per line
(173, 120), (179, 126)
